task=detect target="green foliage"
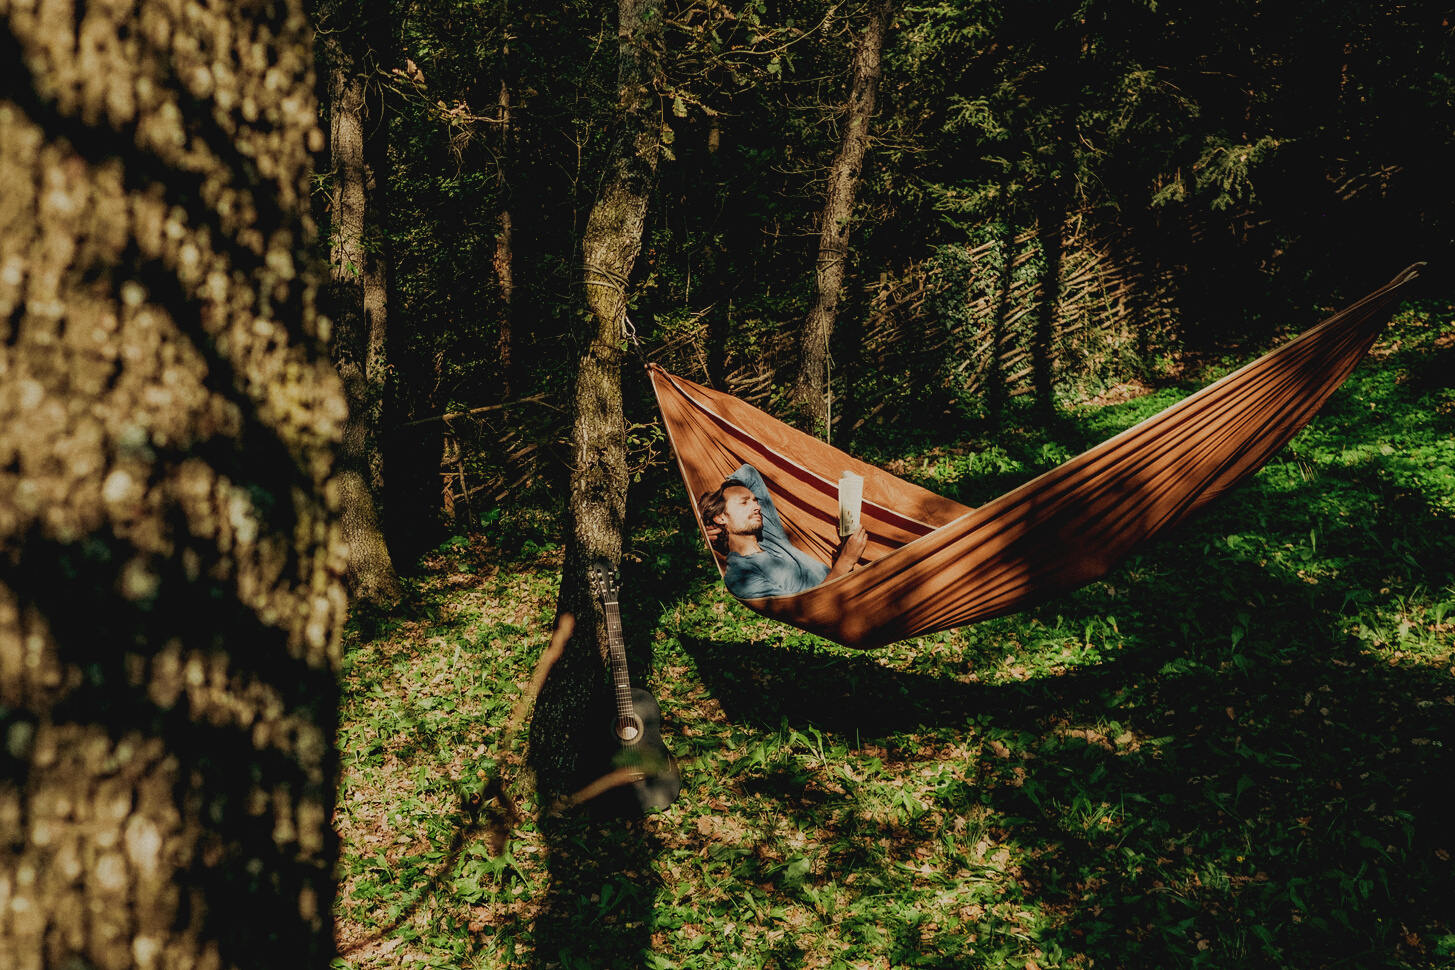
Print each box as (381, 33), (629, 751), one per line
(335, 304), (1455, 969)
(371, 0), (1452, 552)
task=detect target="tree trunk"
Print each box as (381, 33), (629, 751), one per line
(833, 270), (879, 451)
(704, 298), (730, 390)
(494, 65), (516, 399)
(495, 206), (515, 395)
(987, 219), (1016, 429)
(0, 1), (347, 966)
(1033, 204), (1063, 420)
(528, 0), (662, 796)
(791, 0), (897, 432)
(318, 0), (402, 606)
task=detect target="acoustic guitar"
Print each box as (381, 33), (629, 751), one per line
(587, 559), (681, 813)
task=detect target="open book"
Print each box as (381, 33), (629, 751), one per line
(838, 471), (863, 537)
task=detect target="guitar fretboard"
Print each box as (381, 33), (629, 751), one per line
(602, 597), (634, 720)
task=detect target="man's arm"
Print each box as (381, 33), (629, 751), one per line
(727, 463), (788, 542)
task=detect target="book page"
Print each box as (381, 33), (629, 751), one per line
(838, 471), (863, 537)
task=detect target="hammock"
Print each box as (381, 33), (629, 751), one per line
(650, 264), (1423, 649)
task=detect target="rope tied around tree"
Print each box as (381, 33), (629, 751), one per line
(584, 259), (651, 369)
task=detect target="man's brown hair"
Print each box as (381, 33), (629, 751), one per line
(697, 479), (743, 553)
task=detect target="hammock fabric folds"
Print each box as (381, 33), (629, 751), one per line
(650, 265), (1423, 649)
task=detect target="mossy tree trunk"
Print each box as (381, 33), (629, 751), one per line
(317, 0), (402, 606)
(791, 0), (896, 434)
(528, 0), (662, 796)
(0, 0), (347, 966)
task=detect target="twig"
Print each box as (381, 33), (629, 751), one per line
(500, 612), (575, 752)
(561, 767), (647, 808)
(399, 393), (551, 427)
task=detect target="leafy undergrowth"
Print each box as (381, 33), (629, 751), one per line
(334, 304), (1455, 970)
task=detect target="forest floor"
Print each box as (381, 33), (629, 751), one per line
(331, 303), (1455, 970)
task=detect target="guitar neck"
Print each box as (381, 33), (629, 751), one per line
(602, 598), (634, 719)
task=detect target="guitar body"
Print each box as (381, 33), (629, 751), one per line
(587, 560), (682, 816)
(601, 687), (681, 814)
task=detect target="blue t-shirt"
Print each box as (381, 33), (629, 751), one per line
(721, 463), (829, 599)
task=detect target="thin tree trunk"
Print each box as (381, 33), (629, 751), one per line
(494, 51), (516, 398)
(834, 269), (882, 450)
(442, 436), (459, 524)
(1135, 251), (1156, 367)
(791, 0), (897, 431)
(701, 125), (743, 390)
(705, 299), (730, 389)
(528, 0), (663, 796)
(1033, 204), (1063, 419)
(495, 206), (515, 394)
(319, 1), (403, 605)
(0, 1), (347, 965)
(988, 219), (1016, 429)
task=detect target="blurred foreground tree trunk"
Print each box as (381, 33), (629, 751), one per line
(0, 0), (348, 965)
(791, 0), (896, 434)
(318, 0), (402, 605)
(529, 0), (662, 795)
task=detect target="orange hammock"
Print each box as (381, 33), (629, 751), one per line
(649, 264), (1423, 650)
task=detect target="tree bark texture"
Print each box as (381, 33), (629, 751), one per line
(528, 0), (662, 796)
(318, 0), (401, 606)
(791, 0), (896, 433)
(0, 1), (348, 967)
(493, 67), (515, 398)
(494, 205), (514, 395)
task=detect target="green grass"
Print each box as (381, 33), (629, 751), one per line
(333, 303), (1455, 970)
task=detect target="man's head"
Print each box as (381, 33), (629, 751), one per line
(698, 479), (762, 552)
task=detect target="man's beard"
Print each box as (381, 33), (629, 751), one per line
(731, 524), (763, 542)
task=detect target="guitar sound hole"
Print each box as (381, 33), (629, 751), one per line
(615, 715), (642, 743)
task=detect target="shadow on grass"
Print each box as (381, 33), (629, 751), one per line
(674, 462), (1455, 968)
(531, 808), (665, 970)
(527, 585), (675, 970)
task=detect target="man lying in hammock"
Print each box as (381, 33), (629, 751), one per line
(699, 463), (868, 599)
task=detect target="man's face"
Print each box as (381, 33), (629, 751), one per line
(715, 485), (762, 537)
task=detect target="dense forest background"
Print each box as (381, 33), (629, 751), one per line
(322, 0), (1453, 570)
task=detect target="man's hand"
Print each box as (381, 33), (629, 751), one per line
(826, 526), (868, 581)
(703, 521), (723, 545)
